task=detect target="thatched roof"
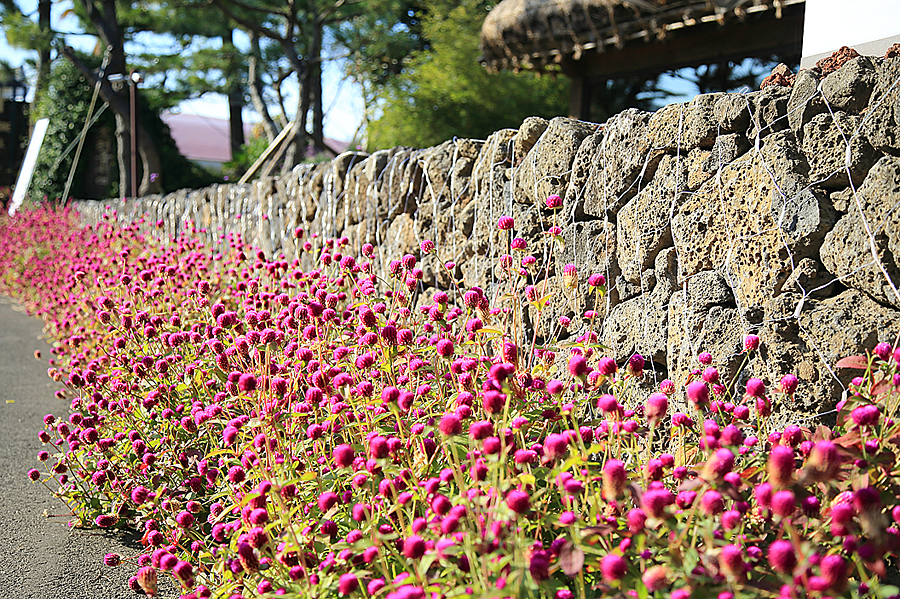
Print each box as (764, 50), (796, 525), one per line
(480, 0), (804, 75)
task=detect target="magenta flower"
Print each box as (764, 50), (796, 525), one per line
(767, 540), (797, 573)
(333, 444), (355, 468)
(744, 334), (760, 351)
(568, 353), (588, 377)
(497, 215), (514, 230)
(600, 554), (627, 582)
(338, 572), (359, 595)
(686, 381), (709, 408)
(506, 489), (531, 514)
(545, 194), (562, 209)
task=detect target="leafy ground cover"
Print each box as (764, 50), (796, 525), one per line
(2, 205), (900, 599)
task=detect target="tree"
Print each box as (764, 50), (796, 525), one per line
(0, 0), (54, 108)
(365, 0), (569, 150)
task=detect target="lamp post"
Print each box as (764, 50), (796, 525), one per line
(129, 70), (142, 199)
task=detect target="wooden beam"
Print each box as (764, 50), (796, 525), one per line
(559, 3), (804, 81)
(568, 77), (593, 121)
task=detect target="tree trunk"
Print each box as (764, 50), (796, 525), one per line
(60, 45), (163, 195)
(73, 0), (163, 195)
(223, 29), (245, 159)
(33, 0), (52, 109)
(248, 32), (278, 143)
(310, 20), (326, 155)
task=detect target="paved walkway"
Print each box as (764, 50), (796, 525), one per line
(0, 297), (166, 598)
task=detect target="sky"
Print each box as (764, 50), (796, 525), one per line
(0, 0), (367, 142)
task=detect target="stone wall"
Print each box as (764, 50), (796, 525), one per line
(74, 53), (900, 424)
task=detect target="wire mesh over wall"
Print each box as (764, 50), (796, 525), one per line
(74, 52), (900, 429)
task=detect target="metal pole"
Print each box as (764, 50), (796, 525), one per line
(130, 69), (137, 199)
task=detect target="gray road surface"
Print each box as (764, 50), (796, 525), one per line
(0, 296), (175, 598)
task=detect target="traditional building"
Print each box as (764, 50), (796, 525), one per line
(480, 0), (805, 120)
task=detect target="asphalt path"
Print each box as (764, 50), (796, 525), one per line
(0, 296), (175, 598)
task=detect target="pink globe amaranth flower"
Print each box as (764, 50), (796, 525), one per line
(702, 366), (719, 383)
(568, 353), (588, 377)
(338, 572), (359, 595)
(603, 459), (627, 499)
(627, 508), (647, 532)
(469, 420), (493, 440)
(403, 535), (427, 559)
(333, 444), (355, 468)
(600, 554), (628, 582)
(136, 566), (158, 596)
(506, 489), (531, 514)
(767, 540), (797, 574)
(745, 378), (766, 398)
(819, 554), (848, 592)
(597, 394), (619, 414)
(497, 215), (515, 230)
(420, 239), (435, 254)
(104, 553), (121, 567)
(597, 356), (617, 377)
(698, 351), (713, 365)
(175, 511), (195, 528)
(660, 379), (676, 395)
(545, 194), (563, 209)
(851, 404), (880, 427)
(642, 488), (674, 519)
(704, 448), (735, 480)
(563, 263), (578, 287)
(641, 565), (669, 591)
(744, 334), (760, 351)
(780, 373), (799, 395)
(628, 354), (645, 375)
(318, 491), (339, 512)
(874, 342), (893, 361)
(645, 392), (669, 424)
(771, 490), (796, 518)
(439, 413), (462, 436)
(27, 468), (40, 481)
(588, 273), (606, 287)
(543, 433), (569, 459)
(719, 544), (745, 578)
(722, 509), (742, 530)
(686, 381), (709, 408)
(95, 514), (118, 527)
(237, 373), (257, 393)
(436, 338), (455, 358)
(767, 445), (795, 489)
(700, 489), (725, 515)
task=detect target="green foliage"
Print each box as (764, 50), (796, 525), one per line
(366, 0), (569, 150)
(30, 53), (216, 201)
(222, 130), (269, 180)
(30, 56), (113, 201)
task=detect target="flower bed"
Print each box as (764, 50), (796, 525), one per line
(3, 205), (900, 599)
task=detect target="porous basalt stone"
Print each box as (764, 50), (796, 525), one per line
(672, 130), (834, 311)
(512, 117), (549, 165)
(616, 154), (686, 283)
(746, 86), (791, 139)
(563, 130), (605, 222)
(647, 93), (720, 151)
(513, 117), (598, 206)
(861, 56), (900, 154)
(802, 111), (877, 189)
(601, 247), (677, 363)
(787, 69), (826, 145)
(821, 56), (876, 113)
(819, 156), (900, 309)
(583, 109), (663, 218)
